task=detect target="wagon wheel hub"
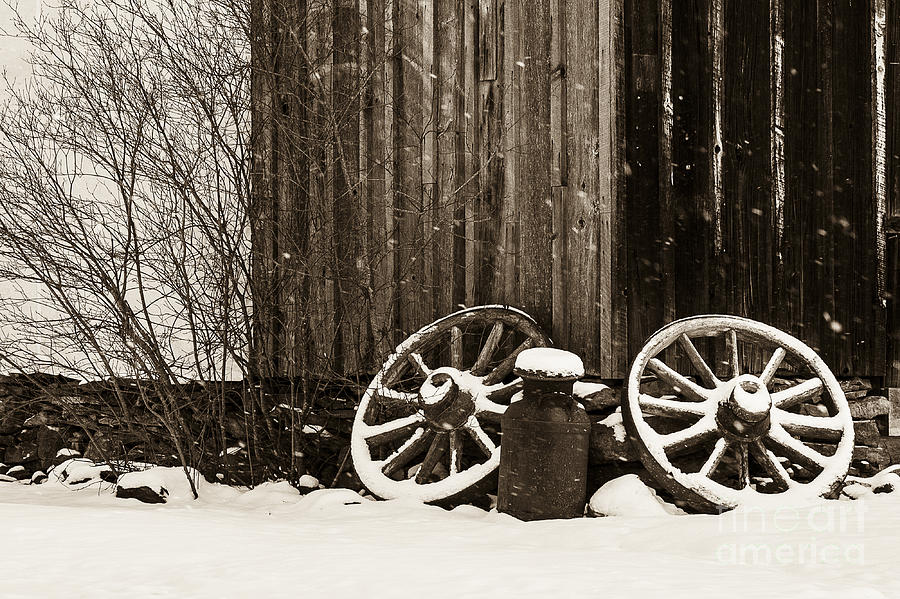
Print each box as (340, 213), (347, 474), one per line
(418, 368), (477, 432)
(716, 375), (772, 442)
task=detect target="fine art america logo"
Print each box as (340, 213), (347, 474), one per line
(715, 503), (866, 566)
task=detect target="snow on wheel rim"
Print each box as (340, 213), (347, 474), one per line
(351, 305), (551, 503)
(623, 315), (854, 511)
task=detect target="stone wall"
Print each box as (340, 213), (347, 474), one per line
(0, 373), (897, 498)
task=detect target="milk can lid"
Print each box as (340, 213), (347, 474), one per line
(513, 348), (585, 381)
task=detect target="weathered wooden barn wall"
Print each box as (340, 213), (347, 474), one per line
(251, 0), (899, 381)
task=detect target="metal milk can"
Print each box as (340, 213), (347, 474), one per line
(497, 347), (590, 520)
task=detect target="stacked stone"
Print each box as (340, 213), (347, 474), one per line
(0, 373), (364, 489)
(841, 378), (899, 476)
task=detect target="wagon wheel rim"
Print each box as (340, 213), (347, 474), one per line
(351, 305), (551, 502)
(623, 315), (854, 512)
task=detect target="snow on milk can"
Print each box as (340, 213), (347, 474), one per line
(498, 348), (590, 520)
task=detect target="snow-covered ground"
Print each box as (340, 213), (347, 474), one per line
(0, 470), (899, 598)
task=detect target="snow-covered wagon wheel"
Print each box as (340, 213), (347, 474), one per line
(351, 305), (551, 504)
(623, 315), (854, 512)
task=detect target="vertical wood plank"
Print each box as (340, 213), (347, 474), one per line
(250, 0), (281, 376)
(722, 0), (771, 325)
(722, 0), (771, 372)
(783, 0), (819, 353)
(658, 0), (675, 326)
(275, 0), (306, 376)
(888, 232), (900, 384)
(421, 0), (437, 323)
(624, 0), (663, 360)
(814, 0), (836, 365)
(463, 0), (477, 309)
(564, 0), (601, 370)
(831, 2), (875, 375)
(474, 0), (502, 306)
(671, 0), (712, 325)
(306, 0), (337, 375)
(888, 0), (899, 382)
(551, 186), (568, 347)
(395, 0), (428, 337)
(550, 0), (568, 188)
(501, 0), (520, 306)
(333, 0), (366, 373)
(365, 0), (396, 362)
(434, 0), (461, 317)
(872, 0), (888, 374)
(770, 0), (786, 333)
(517, 0), (554, 331)
(550, 0), (568, 346)
(478, 0), (498, 80)
(710, 0), (724, 267)
(598, 0), (626, 377)
(889, 0), (900, 218)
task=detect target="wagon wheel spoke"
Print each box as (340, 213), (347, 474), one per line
(484, 378), (524, 404)
(638, 393), (709, 420)
(774, 409), (843, 442)
(749, 440), (792, 491)
(771, 378), (824, 410)
(759, 347), (787, 386)
(382, 429), (434, 477)
(415, 432), (449, 483)
(735, 442), (750, 489)
(699, 437), (730, 477)
(374, 388), (418, 404)
(471, 321), (504, 375)
(362, 413), (426, 446)
(464, 420), (496, 456)
(482, 339), (535, 386)
(408, 352), (431, 377)
(677, 334), (719, 388)
(449, 430), (463, 475)
(764, 425), (827, 473)
(660, 417), (719, 455)
(646, 358), (710, 402)
(728, 329), (740, 378)
(450, 326), (463, 369)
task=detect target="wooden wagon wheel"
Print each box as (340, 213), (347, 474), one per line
(623, 315), (854, 512)
(351, 305), (551, 503)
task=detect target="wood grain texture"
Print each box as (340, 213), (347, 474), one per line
(669, 0), (715, 374)
(770, 0), (786, 333)
(783, 0), (820, 355)
(473, 0), (502, 307)
(255, 0), (893, 379)
(333, 0), (367, 373)
(550, 0), (567, 188)
(564, 0), (601, 370)
(624, 0), (663, 360)
(889, 0), (899, 218)
(501, 0), (520, 306)
(517, 0), (553, 332)
(306, 0), (337, 375)
(433, 0), (461, 319)
(365, 0), (397, 361)
(597, 0), (627, 377)
(872, 0), (889, 378)
(831, 2), (876, 376)
(888, 233), (900, 384)
(395, 0), (429, 338)
(478, 0), (497, 80)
